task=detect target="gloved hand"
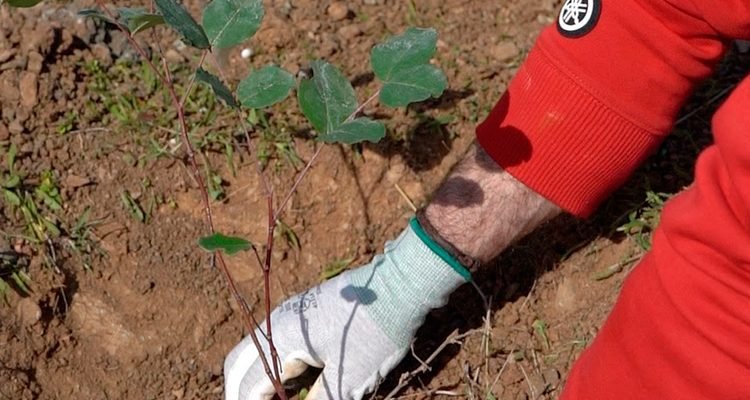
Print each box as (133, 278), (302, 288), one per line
(224, 218), (470, 400)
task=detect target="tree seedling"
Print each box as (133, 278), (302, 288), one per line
(5, 0), (449, 397)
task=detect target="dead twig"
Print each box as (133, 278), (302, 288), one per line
(383, 328), (481, 400)
(394, 183), (418, 212)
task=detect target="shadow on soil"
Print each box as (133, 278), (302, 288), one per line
(365, 88), (475, 172)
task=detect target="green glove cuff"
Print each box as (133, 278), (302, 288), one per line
(409, 217), (472, 282)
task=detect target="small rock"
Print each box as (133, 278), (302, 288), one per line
(490, 42), (520, 62)
(327, 2), (350, 21)
(8, 120), (23, 135)
(16, 298), (42, 327)
(90, 44), (113, 66)
(19, 72), (38, 108)
(14, 108), (30, 124)
(0, 123), (8, 141)
(63, 174), (91, 189)
(0, 48), (16, 64)
(96, 221), (128, 257)
(528, 373), (547, 399)
(25, 23), (55, 55)
(171, 388), (185, 399)
(554, 277), (577, 313)
(318, 33), (340, 57)
(26, 51), (43, 73)
(500, 365), (523, 386)
(0, 74), (19, 102)
(500, 308), (520, 325)
(385, 157), (406, 183)
(19, 142), (32, 155)
(543, 368), (561, 389)
(338, 24), (362, 41)
(164, 49), (184, 64)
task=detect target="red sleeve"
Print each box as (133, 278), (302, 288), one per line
(561, 75), (750, 400)
(475, 0), (747, 216)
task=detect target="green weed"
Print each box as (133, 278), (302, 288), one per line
(617, 191), (671, 251)
(275, 219), (300, 252)
(57, 111), (78, 135)
(321, 257), (354, 280)
(0, 251), (31, 303)
(121, 190), (147, 223)
(0, 145), (101, 297)
(250, 111), (302, 171)
(63, 207), (105, 270)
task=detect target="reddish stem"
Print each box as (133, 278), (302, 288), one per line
(206, 52), (285, 386)
(91, 2), (287, 398)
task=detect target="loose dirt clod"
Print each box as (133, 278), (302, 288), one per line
(19, 71), (38, 108)
(327, 2), (350, 21)
(16, 298), (41, 326)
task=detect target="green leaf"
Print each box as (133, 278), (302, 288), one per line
(125, 13), (165, 35)
(379, 64), (447, 107)
(78, 8), (114, 24)
(198, 233), (251, 255)
(297, 60), (357, 135)
(319, 118), (385, 145)
(371, 28), (447, 107)
(371, 28), (437, 80)
(6, 143), (17, 172)
(195, 68), (238, 108)
(131, 14), (165, 34)
(5, 0), (43, 7)
(202, 0), (264, 49)
(121, 191), (145, 223)
(237, 65), (295, 109)
(11, 271), (31, 295)
(42, 216), (61, 238)
(3, 189), (20, 207)
(0, 279), (10, 304)
(321, 257), (354, 280)
(36, 188), (62, 211)
(118, 8), (166, 35)
(154, 0), (210, 49)
(3, 174), (20, 189)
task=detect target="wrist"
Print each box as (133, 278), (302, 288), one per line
(414, 211), (480, 274)
(424, 143), (561, 263)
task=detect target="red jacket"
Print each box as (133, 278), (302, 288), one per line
(476, 0), (750, 398)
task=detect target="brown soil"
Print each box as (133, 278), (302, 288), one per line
(0, 0), (742, 399)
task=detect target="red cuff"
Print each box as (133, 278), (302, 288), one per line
(476, 48), (664, 217)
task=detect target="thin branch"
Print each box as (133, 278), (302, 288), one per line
(675, 84), (735, 125)
(273, 145), (323, 221)
(383, 329), (480, 400)
(394, 183), (418, 212)
(91, 2), (286, 398)
(180, 50), (209, 107)
(206, 51), (284, 385)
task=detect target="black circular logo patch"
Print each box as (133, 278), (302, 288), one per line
(557, 0), (601, 38)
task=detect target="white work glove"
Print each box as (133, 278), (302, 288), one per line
(224, 218), (471, 400)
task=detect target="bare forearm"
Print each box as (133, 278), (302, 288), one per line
(424, 142), (560, 264)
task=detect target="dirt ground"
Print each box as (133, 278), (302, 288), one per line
(0, 0), (746, 399)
